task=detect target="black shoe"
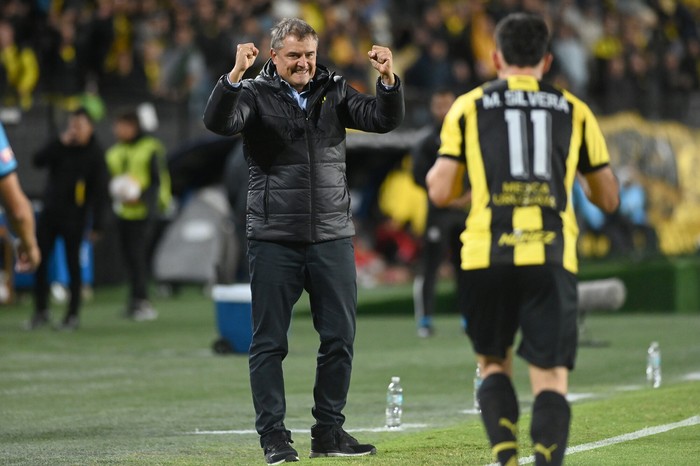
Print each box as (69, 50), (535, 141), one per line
(310, 424), (377, 458)
(57, 315), (79, 331)
(24, 312), (51, 330)
(262, 431), (299, 464)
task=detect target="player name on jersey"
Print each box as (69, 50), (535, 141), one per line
(483, 90), (570, 113)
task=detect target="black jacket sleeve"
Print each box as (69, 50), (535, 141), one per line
(341, 75), (405, 133)
(202, 75), (257, 136)
(32, 139), (62, 168)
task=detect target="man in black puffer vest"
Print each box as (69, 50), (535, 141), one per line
(203, 17), (404, 465)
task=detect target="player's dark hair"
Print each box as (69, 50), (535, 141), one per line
(71, 107), (94, 124)
(115, 109), (141, 130)
(494, 13), (550, 67)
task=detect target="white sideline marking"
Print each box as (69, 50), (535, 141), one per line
(486, 415), (700, 466)
(566, 392), (595, 402)
(190, 423), (428, 435)
(683, 372), (700, 381)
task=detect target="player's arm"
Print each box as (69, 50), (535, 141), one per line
(577, 106), (620, 214)
(427, 93), (471, 208)
(0, 172), (40, 271)
(426, 156), (464, 207)
(580, 167), (618, 213)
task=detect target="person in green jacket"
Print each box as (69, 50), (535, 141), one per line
(106, 109), (171, 321)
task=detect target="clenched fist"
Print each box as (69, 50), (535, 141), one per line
(368, 45), (395, 87)
(228, 43), (260, 84)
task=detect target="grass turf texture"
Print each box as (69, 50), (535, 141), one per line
(1, 285), (699, 465)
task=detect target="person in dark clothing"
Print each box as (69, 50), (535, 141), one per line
(411, 88), (470, 337)
(28, 107), (108, 331)
(203, 17), (404, 465)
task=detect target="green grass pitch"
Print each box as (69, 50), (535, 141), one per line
(1, 285), (699, 465)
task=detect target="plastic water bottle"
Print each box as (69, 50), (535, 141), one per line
(646, 341), (662, 388)
(473, 366), (482, 411)
(386, 376), (403, 429)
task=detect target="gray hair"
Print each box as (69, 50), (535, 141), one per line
(270, 18), (318, 50)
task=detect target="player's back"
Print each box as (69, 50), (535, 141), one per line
(440, 75), (606, 272)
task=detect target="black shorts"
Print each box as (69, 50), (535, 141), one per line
(463, 264), (578, 370)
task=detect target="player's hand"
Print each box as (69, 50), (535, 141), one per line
(368, 45), (395, 87)
(15, 241), (40, 273)
(229, 43), (259, 83)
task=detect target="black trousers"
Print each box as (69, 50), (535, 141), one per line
(414, 207), (468, 322)
(34, 212), (85, 317)
(117, 218), (153, 308)
(247, 238), (357, 441)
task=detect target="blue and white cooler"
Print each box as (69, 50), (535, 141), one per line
(211, 283), (253, 354)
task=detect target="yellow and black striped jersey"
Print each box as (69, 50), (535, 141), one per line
(439, 75), (610, 273)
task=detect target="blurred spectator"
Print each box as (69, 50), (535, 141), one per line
(0, 18), (39, 110)
(154, 22), (207, 123)
(601, 55), (639, 114)
(574, 166), (657, 257)
(40, 10), (89, 113)
(591, 10), (624, 104)
(616, 165), (658, 254)
(573, 178), (607, 236)
(405, 36), (453, 91)
(659, 43), (695, 120)
(29, 107), (108, 331)
(552, 21), (590, 97)
(99, 47), (151, 106)
(77, 0), (114, 87)
(106, 109), (172, 321)
(0, 0), (697, 129)
(193, 0), (235, 85)
(410, 88), (469, 338)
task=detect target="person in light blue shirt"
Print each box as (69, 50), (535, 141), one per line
(0, 123), (19, 175)
(0, 122), (40, 274)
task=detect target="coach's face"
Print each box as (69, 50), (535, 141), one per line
(271, 34), (317, 92)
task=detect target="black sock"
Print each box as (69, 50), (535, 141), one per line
(478, 373), (519, 466)
(530, 390), (571, 466)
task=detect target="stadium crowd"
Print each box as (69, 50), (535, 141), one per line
(1, 0), (698, 289)
(1, 0), (700, 127)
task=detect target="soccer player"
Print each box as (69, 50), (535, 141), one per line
(427, 13), (619, 466)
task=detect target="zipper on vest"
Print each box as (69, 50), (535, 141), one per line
(303, 73), (335, 242)
(263, 175), (270, 223)
(304, 121), (315, 241)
